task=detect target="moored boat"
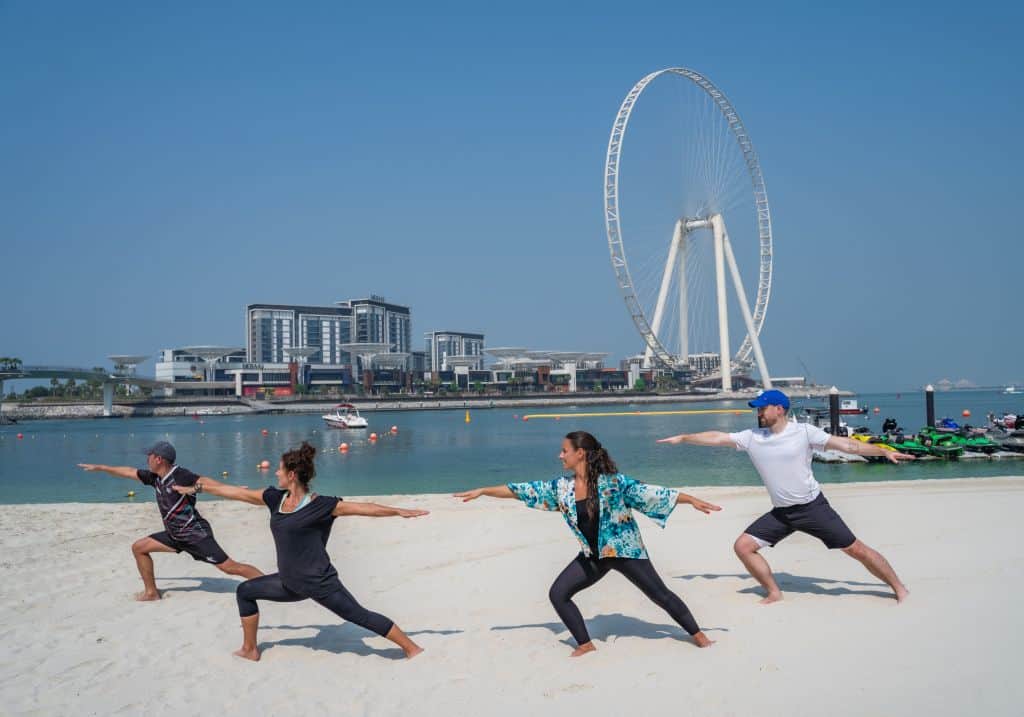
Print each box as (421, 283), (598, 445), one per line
(322, 404), (368, 429)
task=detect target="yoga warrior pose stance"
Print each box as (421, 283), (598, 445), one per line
(78, 441), (262, 601)
(658, 389), (912, 604)
(172, 442), (427, 661)
(456, 430), (720, 657)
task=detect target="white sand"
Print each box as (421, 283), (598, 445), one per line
(1, 477), (1022, 716)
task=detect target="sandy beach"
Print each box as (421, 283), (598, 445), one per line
(1, 477), (1021, 716)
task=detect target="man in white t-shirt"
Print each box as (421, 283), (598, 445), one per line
(658, 389), (912, 604)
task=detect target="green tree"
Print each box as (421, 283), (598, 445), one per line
(0, 357), (23, 372)
(633, 377), (647, 391)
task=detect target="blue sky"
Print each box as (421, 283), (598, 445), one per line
(2, 1), (1021, 391)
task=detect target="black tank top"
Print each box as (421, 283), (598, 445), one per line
(576, 499), (600, 557)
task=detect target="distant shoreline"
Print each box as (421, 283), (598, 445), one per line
(0, 385), (850, 422)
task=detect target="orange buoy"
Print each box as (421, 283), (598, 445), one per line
(16, 433), (24, 439)
(962, 409), (971, 418)
(390, 425), (398, 433)
(369, 433), (378, 441)
(260, 460), (270, 469)
(260, 429), (269, 436)
(339, 443), (349, 453)
(522, 416), (529, 422)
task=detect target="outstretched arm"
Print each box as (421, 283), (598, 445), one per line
(172, 477), (265, 506)
(675, 492), (723, 514)
(657, 431), (735, 447)
(454, 485), (516, 502)
(825, 436), (915, 463)
(333, 500), (429, 518)
(77, 464), (140, 481)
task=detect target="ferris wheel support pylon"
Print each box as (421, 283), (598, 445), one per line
(722, 222), (773, 389)
(711, 215), (732, 391)
(677, 229), (689, 365)
(644, 219), (685, 368)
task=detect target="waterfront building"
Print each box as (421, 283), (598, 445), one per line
(424, 330), (485, 372)
(410, 350), (427, 374)
(338, 296), (412, 354)
(246, 303), (353, 365)
(154, 347), (246, 396)
(687, 352), (721, 376)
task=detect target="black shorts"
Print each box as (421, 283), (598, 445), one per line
(149, 531), (230, 565)
(744, 493), (856, 550)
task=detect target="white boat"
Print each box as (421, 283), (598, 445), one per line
(1004, 386), (1019, 395)
(839, 398), (868, 415)
(322, 404), (368, 429)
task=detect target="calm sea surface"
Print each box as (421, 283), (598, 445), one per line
(1, 390), (1021, 504)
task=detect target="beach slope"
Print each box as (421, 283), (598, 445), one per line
(1, 477), (1021, 716)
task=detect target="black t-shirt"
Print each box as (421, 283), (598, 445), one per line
(137, 466), (211, 542)
(576, 499), (600, 557)
(263, 487), (343, 598)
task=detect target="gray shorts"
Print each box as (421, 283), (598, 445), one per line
(745, 493), (856, 550)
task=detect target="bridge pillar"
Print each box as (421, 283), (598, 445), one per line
(102, 382), (114, 417)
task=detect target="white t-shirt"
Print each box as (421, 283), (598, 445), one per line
(729, 421), (831, 507)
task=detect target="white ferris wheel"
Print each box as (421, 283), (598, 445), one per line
(604, 68), (773, 390)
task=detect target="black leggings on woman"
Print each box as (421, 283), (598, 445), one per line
(236, 574), (394, 638)
(548, 554), (700, 646)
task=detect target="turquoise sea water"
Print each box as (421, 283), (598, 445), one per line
(1, 390), (1021, 504)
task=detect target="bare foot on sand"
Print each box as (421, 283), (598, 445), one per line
(571, 642), (597, 657)
(233, 646), (261, 662)
(404, 645), (425, 659)
(135, 590), (161, 602)
(760, 591), (783, 605)
(692, 632), (715, 648)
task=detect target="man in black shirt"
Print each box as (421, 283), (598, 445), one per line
(79, 441), (262, 601)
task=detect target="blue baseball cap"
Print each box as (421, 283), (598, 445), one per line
(748, 389), (790, 410)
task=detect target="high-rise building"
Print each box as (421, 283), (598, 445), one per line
(337, 296), (412, 354)
(424, 330), (485, 372)
(246, 304), (353, 365)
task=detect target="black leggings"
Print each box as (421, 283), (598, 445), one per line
(548, 554), (700, 646)
(236, 574), (394, 638)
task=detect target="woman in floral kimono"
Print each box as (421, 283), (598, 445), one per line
(456, 430), (720, 657)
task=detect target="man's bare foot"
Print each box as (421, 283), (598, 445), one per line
(570, 642), (597, 657)
(759, 591), (783, 605)
(894, 587), (909, 603)
(404, 644), (424, 659)
(134, 590), (161, 602)
(692, 631), (715, 648)
(233, 646), (261, 662)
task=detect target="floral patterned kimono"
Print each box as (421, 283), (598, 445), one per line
(506, 474), (680, 559)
